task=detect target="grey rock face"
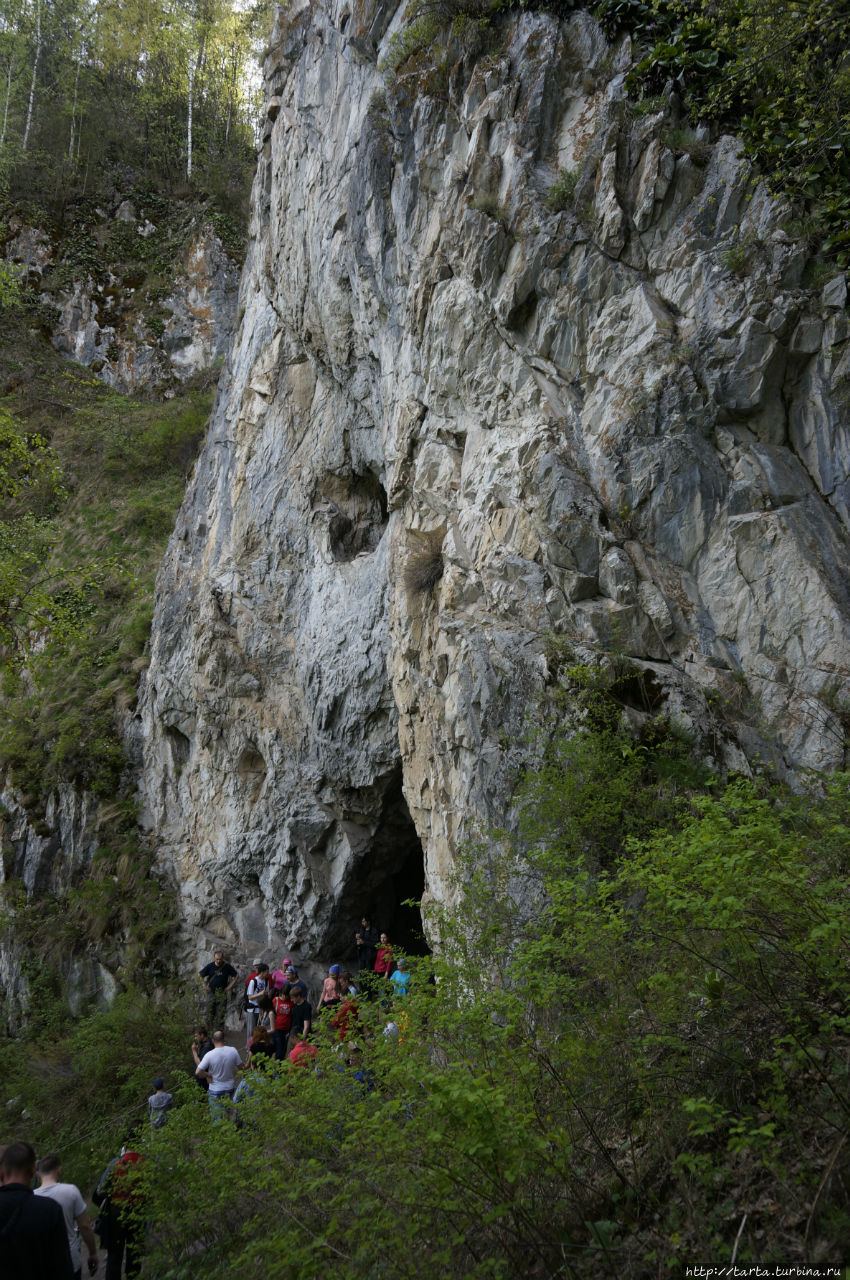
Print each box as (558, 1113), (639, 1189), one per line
(136, 0), (850, 964)
(0, 782), (106, 1027)
(3, 217), (239, 395)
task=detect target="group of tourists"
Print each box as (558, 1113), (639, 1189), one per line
(0, 916), (412, 1278)
(191, 914), (412, 1111)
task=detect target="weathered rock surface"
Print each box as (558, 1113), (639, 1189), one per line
(3, 212), (239, 395)
(135, 0), (850, 967)
(0, 782), (118, 1025)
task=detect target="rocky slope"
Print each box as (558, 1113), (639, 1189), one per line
(134, 0), (850, 969)
(4, 204), (239, 395)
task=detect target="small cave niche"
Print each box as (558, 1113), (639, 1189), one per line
(505, 289), (538, 333)
(165, 726), (191, 770)
(327, 767), (429, 961)
(237, 744), (267, 792)
(315, 469), (389, 563)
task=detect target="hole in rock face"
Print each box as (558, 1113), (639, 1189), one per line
(238, 745), (267, 790)
(317, 469), (389, 563)
(327, 767), (429, 961)
(505, 289), (538, 333)
(166, 726), (190, 769)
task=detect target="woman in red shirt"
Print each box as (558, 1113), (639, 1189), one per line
(373, 933), (394, 979)
(272, 983), (293, 1060)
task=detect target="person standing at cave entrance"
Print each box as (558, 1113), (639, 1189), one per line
(270, 958), (292, 994)
(317, 964), (342, 1013)
(285, 965), (308, 1000)
(355, 915), (378, 975)
(339, 968), (358, 996)
(288, 987), (313, 1043)
(390, 957), (411, 998)
(199, 951), (237, 1027)
(373, 932), (394, 981)
(245, 963), (269, 1046)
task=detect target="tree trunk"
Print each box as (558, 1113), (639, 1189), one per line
(187, 29), (206, 181)
(68, 55), (80, 159)
(187, 34), (193, 178)
(21, 0), (41, 153)
(1, 59), (13, 150)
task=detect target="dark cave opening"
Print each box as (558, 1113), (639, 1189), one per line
(331, 768), (429, 963)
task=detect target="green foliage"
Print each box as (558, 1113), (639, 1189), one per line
(0, 0), (273, 222)
(2, 676), (849, 1271)
(0, 311), (210, 802)
(381, 12), (442, 76)
(627, 0), (850, 265)
(546, 165), (579, 211)
(0, 987), (192, 1196)
(661, 124), (711, 165)
(0, 259), (21, 304)
(117, 731), (850, 1276)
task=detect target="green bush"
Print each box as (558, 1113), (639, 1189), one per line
(627, 0), (850, 265)
(0, 988), (192, 1196)
(121, 694), (850, 1275)
(546, 165), (580, 211)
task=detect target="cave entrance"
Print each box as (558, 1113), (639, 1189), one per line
(333, 768), (429, 962)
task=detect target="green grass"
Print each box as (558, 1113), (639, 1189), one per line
(0, 301), (211, 804)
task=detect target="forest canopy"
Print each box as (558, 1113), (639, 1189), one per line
(0, 0), (273, 216)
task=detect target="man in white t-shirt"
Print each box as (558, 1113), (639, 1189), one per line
(195, 1029), (244, 1115)
(34, 1153), (98, 1279)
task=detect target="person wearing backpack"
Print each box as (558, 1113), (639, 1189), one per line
(92, 1146), (145, 1280)
(244, 963), (269, 1047)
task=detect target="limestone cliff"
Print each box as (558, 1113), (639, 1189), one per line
(135, 0), (850, 968)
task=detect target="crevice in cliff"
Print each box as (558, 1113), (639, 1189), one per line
(330, 767), (428, 959)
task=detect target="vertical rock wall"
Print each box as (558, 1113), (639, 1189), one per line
(136, 0), (850, 966)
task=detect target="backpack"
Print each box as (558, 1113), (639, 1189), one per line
(240, 970), (258, 1014)
(246, 976), (267, 1011)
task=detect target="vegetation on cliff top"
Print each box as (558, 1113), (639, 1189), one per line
(388, 0), (850, 265)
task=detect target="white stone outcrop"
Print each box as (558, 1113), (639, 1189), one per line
(3, 214), (239, 395)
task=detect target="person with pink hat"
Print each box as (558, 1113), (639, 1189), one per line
(270, 958), (292, 994)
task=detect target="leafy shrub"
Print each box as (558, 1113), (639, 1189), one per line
(0, 988), (191, 1196)
(627, 0), (850, 265)
(546, 165), (579, 210)
(123, 722), (850, 1276)
(662, 124), (712, 165)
